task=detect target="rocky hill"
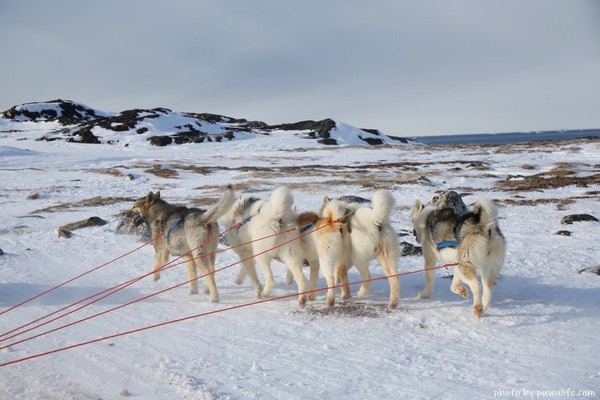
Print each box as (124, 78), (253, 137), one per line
(1, 99), (409, 146)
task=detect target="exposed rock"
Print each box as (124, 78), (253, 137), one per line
(338, 195), (371, 204)
(427, 190), (469, 218)
(417, 176), (433, 185)
(400, 241), (422, 257)
(555, 230), (572, 236)
(2, 99), (102, 125)
(116, 210), (151, 241)
(270, 119), (337, 140)
(578, 265), (600, 275)
(58, 216), (107, 238)
(560, 214), (598, 225)
(466, 161), (490, 170)
(2, 100), (408, 147)
(0, 248), (4, 256)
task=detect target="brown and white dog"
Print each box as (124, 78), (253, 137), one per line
(312, 190), (400, 309)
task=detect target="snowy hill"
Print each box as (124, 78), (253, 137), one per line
(0, 99), (406, 146)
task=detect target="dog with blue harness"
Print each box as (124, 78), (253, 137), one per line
(412, 192), (505, 318)
(130, 185), (235, 302)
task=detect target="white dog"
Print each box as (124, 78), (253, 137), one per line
(287, 191), (400, 309)
(412, 197), (505, 318)
(220, 186), (315, 306)
(313, 197), (352, 307)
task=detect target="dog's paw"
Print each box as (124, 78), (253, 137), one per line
(452, 286), (468, 299)
(188, 287), (199, 295)
(234, 277), (244, 285)
(298, 295), (308, 307)
(308, 292), (317, 301)
(417, 291), (431, 299)
(387, 300), (398, 310)
(341, 291), (352, 301)
(285, 276), (294, 286)
(326, 297), (335, 308)
(204, 286), (210, 295)
(473, 304), (484, 318)
(210, 296), (220, 304)
(152, 273), (161, 282)
(357, 287), (368, 297)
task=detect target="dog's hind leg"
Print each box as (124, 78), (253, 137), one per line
(354, 261), (372, 298)
(240, 257), (263, 299)
(235, 267), (248, 285)
(183, 255), (199, 295)
(480, 268), (498, 316)
(285, 269), (294, 286)
(456, 262), (483, 318)
(418, 248), (438, 299)
(194, 254), (220, 302)
(336, 263), (351, 301)
(307, 257), (320, 301)
(450, 272), (468, 299)
(280, 253), (308, 306)
(376, 249), (400, 310)
(255, 256), (276, 298)
(323, 269), (336, 308)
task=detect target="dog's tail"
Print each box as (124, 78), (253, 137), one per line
(472, 197), (499, 232)
(370, 189), (395, 225)
(262, 186), (294, 221)
(203, 184), (235, 223)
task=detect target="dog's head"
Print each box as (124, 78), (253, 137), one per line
(131, 191), (161, 223)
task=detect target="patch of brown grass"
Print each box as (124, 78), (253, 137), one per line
(145, 165), (178, 179)
(498, 173), (600, 192)
(88, 167), (125, 177)
(500, 197), (576, 210)
(32, 196), (135, 213)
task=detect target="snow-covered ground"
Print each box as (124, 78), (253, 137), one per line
(0, 127), (598, 399)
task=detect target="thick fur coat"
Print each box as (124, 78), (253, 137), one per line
(130, 185), (235, 302)
(412, 197), (506, 318)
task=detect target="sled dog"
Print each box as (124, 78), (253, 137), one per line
(130, 185), (235, 302)
(313, 197), (352, 307)
(320, 190), (399, 309)
(412, 197), (505, 318)
(220, 186), (316, 306)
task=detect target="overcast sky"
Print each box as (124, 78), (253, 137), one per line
(1, 1), (599, 137)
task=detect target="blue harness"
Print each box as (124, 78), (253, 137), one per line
(299, 222), (314, 233)
(428, 221), (459, 249)
(236, 215), (253, 231)
(165, 216), (183, 241)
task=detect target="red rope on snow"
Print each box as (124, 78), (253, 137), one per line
(0, 234), (163, 319)
(0, 221), (244, 342)
(0, 262), (458, 368)
(0, 222), (318, 348)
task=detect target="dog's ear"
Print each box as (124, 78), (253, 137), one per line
(412, 200), (424, 213)
(322, 195), (330, 206)
(146, 191), (160, 204)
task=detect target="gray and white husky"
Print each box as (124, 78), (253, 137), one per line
(130, 185), (235, 302)
(412, 196), (505, 318)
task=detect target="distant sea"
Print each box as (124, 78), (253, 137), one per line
(408, 128), (600, 145)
